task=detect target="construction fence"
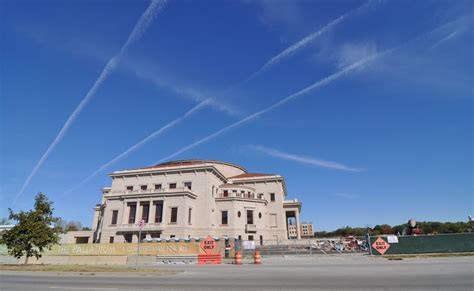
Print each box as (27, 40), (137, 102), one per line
(237, 237), (368, 257)
(238, 233), (474, 257)
(369, 233), (474, 255)
(1, 233), (472, 265)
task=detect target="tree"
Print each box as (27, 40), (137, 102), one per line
(55, 219), (85, 233)
(1, 193), (61, 264)
(65, 221), (82, 232)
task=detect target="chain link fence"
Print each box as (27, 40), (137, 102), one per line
(237, 237), (369, 257)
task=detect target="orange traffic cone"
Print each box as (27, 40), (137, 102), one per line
(235, 251), (242, 265)
(254, 249), (261, 264)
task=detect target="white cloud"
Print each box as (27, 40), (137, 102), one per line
(250, 145), (364, 172)
(239, 0), (378, 85)
(333, 41), (379, 69)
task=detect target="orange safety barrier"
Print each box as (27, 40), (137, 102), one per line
(198, 254), (222, 265)
(254, 249), (261, 264)
(234, 251), (242, 265)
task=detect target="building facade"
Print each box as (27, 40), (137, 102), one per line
(300, 223), (314, 238)
(91, 160), (302, 243)
(288, 223), (314, 239)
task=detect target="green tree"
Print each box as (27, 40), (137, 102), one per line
(65, 221), (82, 232)
(55, 219), (85, 233)
(1, 193), (61, 264)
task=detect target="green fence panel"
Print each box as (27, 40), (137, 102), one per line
(369, 233), (474, 255)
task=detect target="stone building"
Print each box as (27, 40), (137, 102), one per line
(288, 223), (314, 239)
(300, 223), (314, 238)
(91, 160), (302, 244)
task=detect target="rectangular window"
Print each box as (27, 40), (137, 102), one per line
(260, 235), (263, 245)
(270, 193), (275, 202)
(248, 235), (254, 241)
(223, 190), (229, 197)
(111, 210), (118, 225)
(241, 190), (245, 197)
(246, 210), (254, 225)
(141, 203), (150, 223)
(141, 185), (147, 190)
(154, 201), (163, 223)
(109, 237), (114, 243)
(184, 182), (192, 190)
(169, 183), (177, 189)
(155, 184), (162, 190)
(188, 208), (192, 225)
(170, 207), (178, 223)
(126, 186), (133, 191)
(238, 235), (242, 241)
(221, 211), (228, 225)
(128, 203), (136, 224)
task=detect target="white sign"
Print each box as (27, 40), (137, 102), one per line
(242, 241), (256, 250)
(387, 235), (399, 243)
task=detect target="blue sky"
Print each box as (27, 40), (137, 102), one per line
(1, 0), (472, 231)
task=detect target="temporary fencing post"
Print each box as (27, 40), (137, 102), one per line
(368, 233), (373, 256)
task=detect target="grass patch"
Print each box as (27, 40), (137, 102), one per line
(0, 264), (179, 274)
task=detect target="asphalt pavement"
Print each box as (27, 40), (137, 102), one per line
(1, 255), (473, 290)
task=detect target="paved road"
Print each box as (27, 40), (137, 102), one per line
(1, 256), (473, 290)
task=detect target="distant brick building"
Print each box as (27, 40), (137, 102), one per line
(288, 222), (314, 239)
(300, 223), (314, 238)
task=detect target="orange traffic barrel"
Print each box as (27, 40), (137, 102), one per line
(235, 251), (242, 265)
(254, 249), (262, 264)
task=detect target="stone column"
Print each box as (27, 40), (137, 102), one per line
(123, 200), (129, 225)
(136, 199), (142, 224)
(295, 209), (301, 240)
(149, 199), (156, 224)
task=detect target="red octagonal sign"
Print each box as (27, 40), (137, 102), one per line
(372, 237), (390, 255)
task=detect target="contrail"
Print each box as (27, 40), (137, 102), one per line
(155, 49), (393, 164)
(32, 0), (376, 197)
(229, 0), (378, 90)
(61, 100), (209, 197)
(154, 18), (463, 164)
(430, 30), (460, 49)
(15, 0), (168, 201)
(249, 145), (364, 172)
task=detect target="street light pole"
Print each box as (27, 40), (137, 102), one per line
(135, 219), (145, 269)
